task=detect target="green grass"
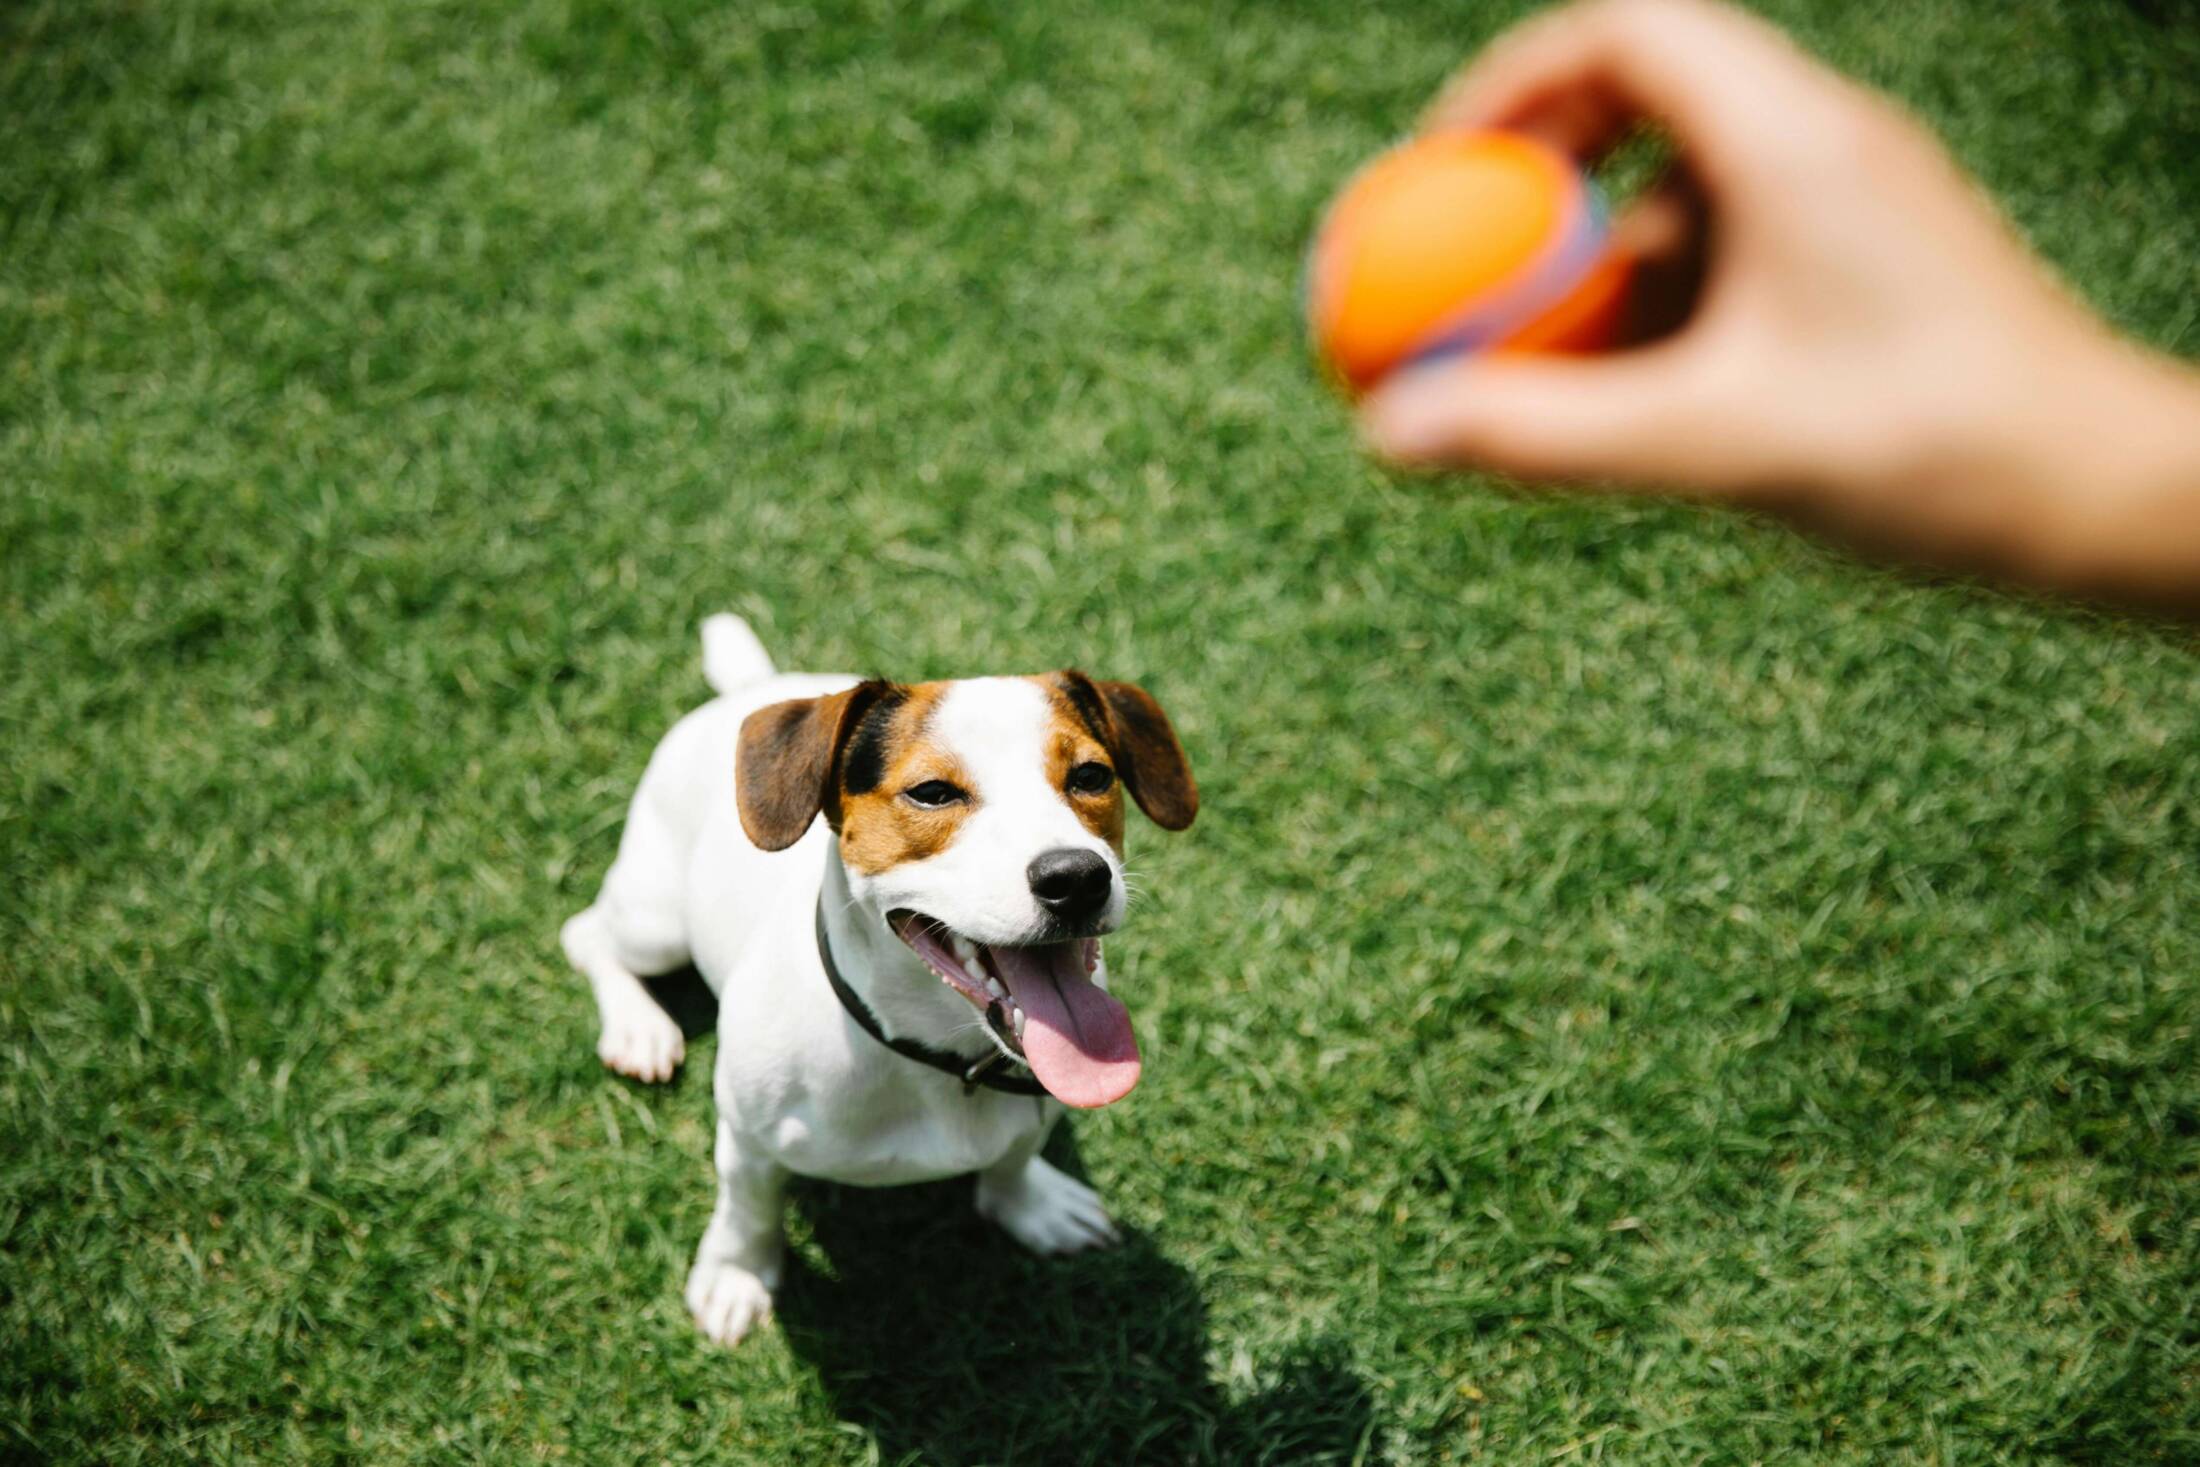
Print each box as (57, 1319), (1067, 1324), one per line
(4, 0), (2197, 1461)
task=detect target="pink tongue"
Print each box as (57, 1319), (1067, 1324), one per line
(987, 942), (1141, 1108)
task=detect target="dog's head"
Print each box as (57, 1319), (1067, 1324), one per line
(734, 672), (1197, 1107)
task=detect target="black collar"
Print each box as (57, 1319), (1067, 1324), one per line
(814, 901), (1049, 1098)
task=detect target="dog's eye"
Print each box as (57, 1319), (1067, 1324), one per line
(1066, 761), (1115, 795)
(903, 780), (968, 809)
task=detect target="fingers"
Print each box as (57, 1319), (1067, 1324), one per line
(1422, 0), (1833, 181)
(1361, 2), (1882, 495)
(1360, 349), (1763, 493)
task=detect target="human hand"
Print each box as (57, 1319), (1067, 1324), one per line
(1362, 0), (2200, 607)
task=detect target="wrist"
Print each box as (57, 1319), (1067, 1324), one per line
(2001, 341), (2200, 604)
(1849, 327), (2200, 608)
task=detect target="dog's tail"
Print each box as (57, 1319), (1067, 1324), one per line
(700, 613), (777, 695)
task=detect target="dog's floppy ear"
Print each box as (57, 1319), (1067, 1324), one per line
(736, 680), (899, 851)
(1055, 670), (1199, 831)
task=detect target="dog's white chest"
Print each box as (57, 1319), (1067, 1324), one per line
(754, 1082), (1051, 1187)
(710, 999), (1053, 1184)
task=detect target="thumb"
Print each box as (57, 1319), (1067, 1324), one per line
(1360, 349), (1750, 492)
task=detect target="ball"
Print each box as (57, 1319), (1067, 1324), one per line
(1307, 130), (1632, 394)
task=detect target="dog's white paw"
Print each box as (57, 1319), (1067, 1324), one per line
(597, 1003), (684, 1083)
(685, 1257), (774, 1347)
(977, 1156), (1122, 1256)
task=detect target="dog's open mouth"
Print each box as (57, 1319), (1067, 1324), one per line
(888, 911), (1140, 1109)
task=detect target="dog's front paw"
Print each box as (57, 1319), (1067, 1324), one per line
(685, 1257), (774, 1347)
(598, 1003), (684, 1083)
(976, 1156), (1122, 1256)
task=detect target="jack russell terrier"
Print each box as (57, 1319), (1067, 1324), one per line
(560, 615), (1198, 1346)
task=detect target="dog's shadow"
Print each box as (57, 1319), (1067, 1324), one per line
(644, 968), (1376, 1463)
(776, 1134), (1376, 1467)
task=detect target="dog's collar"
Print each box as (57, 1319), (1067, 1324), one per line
(814, 901), (1049, 1098)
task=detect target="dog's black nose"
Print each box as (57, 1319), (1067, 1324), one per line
(1027, 848), (1113, 921)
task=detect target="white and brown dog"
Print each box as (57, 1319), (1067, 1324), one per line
(560, 615), (1197, 1346)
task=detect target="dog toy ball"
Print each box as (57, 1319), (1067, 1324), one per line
(1307, 130), (1632, 395)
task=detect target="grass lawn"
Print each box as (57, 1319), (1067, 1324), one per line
(5, 0), (2198, 1461)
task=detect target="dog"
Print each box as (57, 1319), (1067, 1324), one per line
(560, 615), (1198, 1346)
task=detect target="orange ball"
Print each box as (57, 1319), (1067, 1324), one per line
(1307, 130), (1631, 394)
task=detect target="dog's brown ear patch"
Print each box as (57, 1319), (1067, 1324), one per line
(736, 681), (899, 851)
(1053, 671), (1199, 831)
